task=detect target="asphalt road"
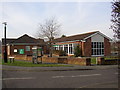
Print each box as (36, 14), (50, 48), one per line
(2, 66), (118, 88)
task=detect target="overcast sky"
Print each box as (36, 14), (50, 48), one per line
(0, 1), (114, 40)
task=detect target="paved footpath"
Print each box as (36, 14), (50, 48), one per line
(2, 64), (118, 71)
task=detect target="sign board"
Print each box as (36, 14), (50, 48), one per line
(14, 49), (17, 52)
(19, 49), (24, 54)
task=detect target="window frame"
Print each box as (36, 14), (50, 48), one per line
(92, 42), (104, 56)
(26, 46), (30, 51)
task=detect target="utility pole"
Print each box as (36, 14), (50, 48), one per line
(2, 22), (8, 63)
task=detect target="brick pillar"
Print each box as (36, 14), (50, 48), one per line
(84, 38), (91, 57)
(104, 38), (111, 56)
(86, 58), (91, 66)
(97, 57), (105, 65)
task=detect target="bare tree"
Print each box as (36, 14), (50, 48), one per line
(110, 0), (120, 64)
(37, 17), (61, 57)
(110, 0), (120, 40)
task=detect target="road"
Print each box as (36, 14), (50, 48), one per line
(2, 66), (118, 88)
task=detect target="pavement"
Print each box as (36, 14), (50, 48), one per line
(2, 64), (119, 72)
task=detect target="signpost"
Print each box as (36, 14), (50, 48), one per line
(32, 46), (43, 64)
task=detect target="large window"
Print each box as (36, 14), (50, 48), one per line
(53, 44), (74, 54)
(69, 44), (73, 54)
(53, 45), (59, 50)
(59, 45), (63, 51)
(26, 46), (30, 51)
(64, 44), (68, 53)
(92, 42), (104, 56)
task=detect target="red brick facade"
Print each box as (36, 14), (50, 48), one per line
(83, 38), (91, 57)
(2, 31), (111, 58)
(104, 38), (111, 56)
(2, 34), (46, 58)
(53, 36), (111, 57)
(2, 45), (47, 58)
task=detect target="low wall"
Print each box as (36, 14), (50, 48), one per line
(97, 57), (120, 65)
(38, 57), (58, 63)
(8, 55), (91, 66)
(12, 55), (30, 61)
(104, 59), (120, 65)
(67, 57), (87, 66)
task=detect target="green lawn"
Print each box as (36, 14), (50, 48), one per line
(91, 56), (118, 64)
(91, 57), (96, 64)
(2, 60), (73, 67)
(105, 57), (118, 60)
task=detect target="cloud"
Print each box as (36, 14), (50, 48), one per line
(1, 3), (39, 38)
(0, 2), (113, 39)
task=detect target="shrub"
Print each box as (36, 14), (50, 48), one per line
(53, 50), (60, 55)
(74, 44), (82, 57)
(59, 50), (67, 56)
(53, 50), (67, 56)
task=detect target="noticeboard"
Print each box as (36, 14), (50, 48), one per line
(19, 49), (24, 54)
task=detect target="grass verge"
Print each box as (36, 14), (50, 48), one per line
(2, 60), (73, 67)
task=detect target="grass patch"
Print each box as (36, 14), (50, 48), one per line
(91, 57), (96, 64)
(91, 57), (119, 64)
(105, 57), (118, 60)
(2, 60), (73, 67)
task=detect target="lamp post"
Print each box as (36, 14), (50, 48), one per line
(2, 22), (8, 63)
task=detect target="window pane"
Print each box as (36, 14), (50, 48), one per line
(64, 45), (68, 53)
(92, 42), (104, 56)
(102, 49), (104, 54)
(26, 46), (30, 51)
(92, 49), (94, 55)
(102, 42), (104, 48)
(92, 42), (94, 48)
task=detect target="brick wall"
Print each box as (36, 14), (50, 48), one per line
(2, 45), (47, 58)
(38, 57), (58, 63)
(9, 55), (90, 66)
(104, 38), (111, 56)
(67, 57), (87, 65)
(83, 38), (91, 57)
(10, 45), (39, 55)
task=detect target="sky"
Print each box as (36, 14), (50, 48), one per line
(0, 1), (114, 40)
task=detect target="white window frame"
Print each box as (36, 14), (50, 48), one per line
(92, 42), (104, 56)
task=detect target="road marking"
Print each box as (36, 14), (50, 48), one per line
(52, 74), (101, 78)
(79, 81), (118, 88)
(1, 77), (35, 80)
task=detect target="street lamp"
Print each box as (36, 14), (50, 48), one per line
(2, 22), (8, 63)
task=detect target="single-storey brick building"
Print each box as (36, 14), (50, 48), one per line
(53, 31), (112, 57)
(2, 34), (46, 57)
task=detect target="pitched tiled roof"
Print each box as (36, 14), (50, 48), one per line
(53, 31), (98, 43)
(12, 34), (44, 43)
(2, 38), (16, 45)
(2, 34), (44, 45)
